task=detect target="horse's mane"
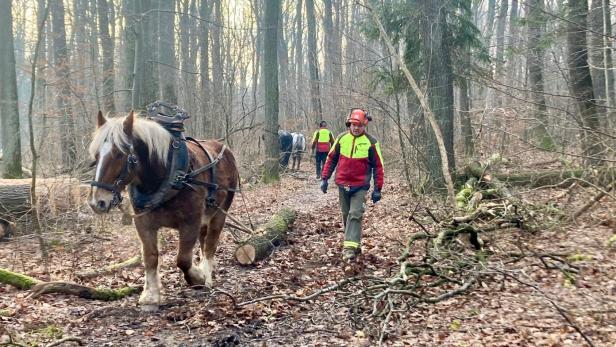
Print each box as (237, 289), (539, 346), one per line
(89, 115), (172, 164)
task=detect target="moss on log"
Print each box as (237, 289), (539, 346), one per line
(0, 267), (41, 289)
(0, 267), (141, 301)
(30, 282), (141, 301)
(235, 208), (296, 265)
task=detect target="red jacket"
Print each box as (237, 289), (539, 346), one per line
(322, 132), (384, 191)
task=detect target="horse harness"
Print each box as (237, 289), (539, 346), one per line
(91, 101), (234, 212)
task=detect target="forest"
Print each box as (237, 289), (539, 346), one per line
(0, 0), (615, 346)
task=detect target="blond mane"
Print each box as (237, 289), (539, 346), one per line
(88, 115), (172, 164)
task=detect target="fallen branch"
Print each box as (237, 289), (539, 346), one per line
(0, 268), (141, 301)
(75, 255), (142, 279)
(45, 336), (84, 347)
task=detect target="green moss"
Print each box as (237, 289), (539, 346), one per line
(567, 252), (592, 262)
(91, 286), (142, 301)
(37, 324), (63, 340)
(607, 234), (616, 247)
(0, 268), (40, 289)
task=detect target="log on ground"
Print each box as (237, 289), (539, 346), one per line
(234, 208), (296, 265)
(0, 267), (141, 301)
(0, 178), (89, 220)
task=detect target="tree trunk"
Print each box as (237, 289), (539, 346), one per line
(566, 0), (605, 164)
(132, 0), (157, 109)
(210, 0), (224, 138)
(603, 0), (615, 108)
(235, 208), (296, 265)
(98, 0), (115, 112)
(493, 0), (509, 107)
(262, 0), (281, 183)
(121, 0), (136, 110)
(589, 0), (607, 105)
(420, 0), (456, 190)
(199, 0), (211, 136)
(50, 0), (77, 169)
(305, 0), (323, 125)
(0, 0), (23, 179)
(526, 0), (555, 149)
(159, 0), (177, 104)
(294, 0), (304, 121)
(506, 0), (519, 92)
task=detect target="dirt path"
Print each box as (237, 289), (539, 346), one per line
(1, 164), (616, 346)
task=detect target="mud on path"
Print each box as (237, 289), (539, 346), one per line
(1, 163), (616, 346)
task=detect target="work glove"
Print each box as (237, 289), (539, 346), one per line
(320, 180), (328, 194)
(371, 190), (381, 203)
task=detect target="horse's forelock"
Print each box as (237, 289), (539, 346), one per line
(89, 116), (171, 165)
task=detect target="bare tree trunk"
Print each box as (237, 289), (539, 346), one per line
(603, 0), (616, 108)
(98, 0), (115, 112)
(278, 12), (290, 123)
(0, 0), (23, 179)
(159, 0), (177, 104)
(493, 0), (509, 107)
(419, 0), (456, 190)
(262, 0), (281, 183)
(50, 0), (76, 169)
(566, 0), (605, 164)
(305, 0), (323, 124)
(120, 0), (136, 110)
(589, 0), (607, 104)
(199, 0), (211, 136)
(212, 0), (224, 137)
(526, 0), (555, 149)
(294, 0), (304, 120)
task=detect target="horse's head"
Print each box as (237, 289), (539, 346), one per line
(88, 111), (138, 213)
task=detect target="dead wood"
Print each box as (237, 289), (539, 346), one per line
(0, 267), (141, 301)
(234, 208), (296, 265)
(462, 161), (616, 188)
(0, 178), (89, 220)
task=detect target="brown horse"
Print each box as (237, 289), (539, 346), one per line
(88, 111), (237, 311)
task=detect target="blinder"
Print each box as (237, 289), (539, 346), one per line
(90, 146), (138, 209)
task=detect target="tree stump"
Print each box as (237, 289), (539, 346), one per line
(234, 208), (296, 265)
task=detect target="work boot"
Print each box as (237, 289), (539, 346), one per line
(342, 248), (360, 262)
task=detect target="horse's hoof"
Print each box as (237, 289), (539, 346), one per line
(140, 304), (159, 312)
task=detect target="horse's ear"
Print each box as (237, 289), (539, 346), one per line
(123, 111), (134, 137)
(97, 110), (106, 128)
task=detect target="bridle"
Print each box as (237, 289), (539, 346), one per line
(90, 145), (138, 209)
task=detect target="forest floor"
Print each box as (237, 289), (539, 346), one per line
(1, 159), (616, 346)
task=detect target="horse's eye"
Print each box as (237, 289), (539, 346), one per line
(89, 160), (97, 168)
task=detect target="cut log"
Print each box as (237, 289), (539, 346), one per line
(0, 267), (141, 301)
(0, 178), (89, 220)
(234, 208), (296, 265)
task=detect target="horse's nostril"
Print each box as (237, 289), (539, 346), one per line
(96, 200), (107, 210)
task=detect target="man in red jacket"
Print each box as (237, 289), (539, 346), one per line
(320, 109), (384, 262)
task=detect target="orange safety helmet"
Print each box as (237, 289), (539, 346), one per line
(345, 108), (371, 127)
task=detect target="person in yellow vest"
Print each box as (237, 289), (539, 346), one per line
(320, 109), (384, 262)
(311, 120), (335, 179)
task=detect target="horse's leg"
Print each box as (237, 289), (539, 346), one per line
(199, 212), (225, 286)
(135, 225), (161, 311)
(177, 223), (206, 286)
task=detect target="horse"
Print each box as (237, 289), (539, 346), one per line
(290, 132), (306, 171)
(88, 111), (238, 311)
(278, 130), (293, 169)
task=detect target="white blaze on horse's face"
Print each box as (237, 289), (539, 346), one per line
(89, 140), (115, 213)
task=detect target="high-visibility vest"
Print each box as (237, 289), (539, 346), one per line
(312, 128), (333, 152)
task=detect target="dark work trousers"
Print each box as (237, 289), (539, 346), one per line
(338, 187), (367, 250)
(315, 151), (328, 178)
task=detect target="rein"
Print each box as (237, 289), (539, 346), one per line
(90, 147), (138, 209)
